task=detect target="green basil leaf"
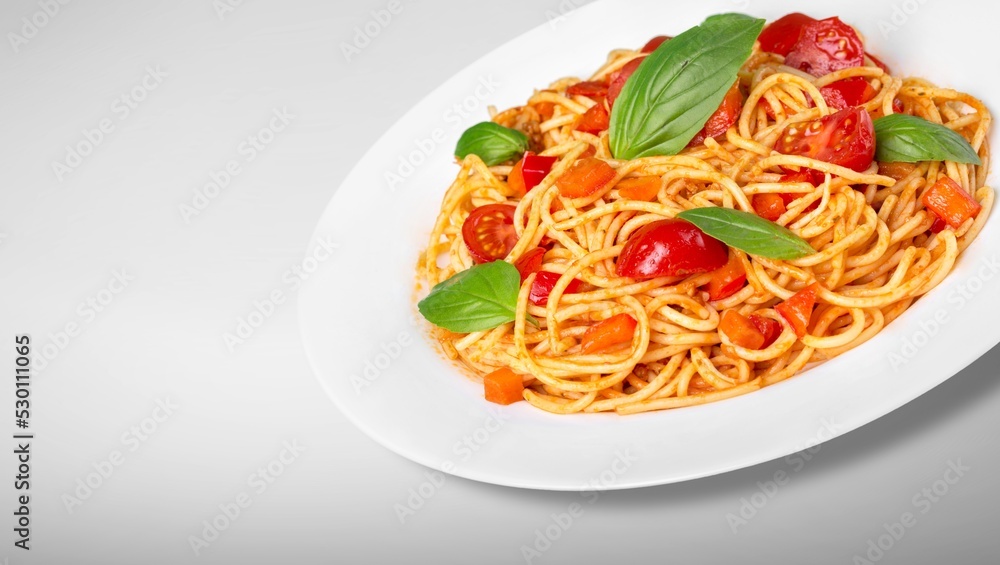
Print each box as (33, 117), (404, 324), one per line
(454, 122), (529, 166)
(873, 114), (981, 165)
(609, 13), (764, 160)
(677, 207), (814, 260)
(418, 261), (523, 333)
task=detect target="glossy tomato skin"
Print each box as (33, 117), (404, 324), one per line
(529, 271), (582, 306)
(566, 81), (608, 102)
(776, 107), (875, 172)
(461, 204), (518, 264)
(513, 247), (546, 281)
(640, 35), (671, 53)
(608, 57), (644, 108)
(521, 154), (557, 191)
(688, 83), (743, 146)
(758, 13), (815, 56)
(616, 220), (728, 279)
(784, 17), (864, 77)
(819, 77), (876, 110)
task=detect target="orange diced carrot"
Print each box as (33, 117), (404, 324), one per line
(922, 176), (981, 229)
(580, 313), (637, 353)
(719, 310), (765, 349)
(483, 367), (524, 405)
(616, 176), (662, 201)
(555, 158), (617, 198)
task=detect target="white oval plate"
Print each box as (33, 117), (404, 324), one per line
(299, 0), (999, 490)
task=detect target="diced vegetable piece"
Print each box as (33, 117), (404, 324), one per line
(581, 313), (637, 353)
(752, 193), (787, 221)
(616, 176), (661, 201)
(775, 283), (820, 337)
(921, 176), (981, 229)
(749, 314), (783, 348)
(556, 158), (617, 198)
(719, 310), (765, 349)
(705, 251), (747, 301)
(483, 367), (524, 405)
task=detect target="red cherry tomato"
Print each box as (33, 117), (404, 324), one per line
(752, 193), (787, 221)
(775, 107), (875, 172)
(640, 35), (671, 53)
(461, 204), (518, 264)
(510, 152), (558, 195)
(749, 315), (783, 348)
(566, 81), (608, 102)
(529, 271), (582, 306)
(513, 247), (546, 281)
(775, 283), (820, 338)
(705, 251), (747, 301)
(576, 103), (609, 134)
(688, 82), (743, 146)
(784, 17), (864, 77)
(758, 13), (816, 56)
(608, 57), (644, 109)
(616, 219), (729, 279)
(819, 77), (876, 110)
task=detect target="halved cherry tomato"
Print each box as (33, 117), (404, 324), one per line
(616, 176), (661, 201)
(922, 176), (981, 229)
(640, 35), (671, 53)
(509, 152), (558, 195)
(720, 310), (765, 350)
(752, 193), (787, 221)
(892, 97), (905, 114)
(566, 81), (608, 102)
(775, 283), (820, 338)
(617, 219), (729, 279)
(556, 158), (617, 198)
(749, 314), (783, 348)
(576, 103), (609, 134)
(775, 107), (875, 172)
(758, 13), (815, 56)
(785, 17), (864, 77)
(483, 367), (524, 405)
(581, 313), (637, 353)
(461, 204), (518, 264)
(529, 271), (582, 306)
(820, 77), (876, 110)
(607, 57), (644, 108)
(689, 82), (743, 146)
(513, 247), (546, 281)
(705, 251), (747, 301)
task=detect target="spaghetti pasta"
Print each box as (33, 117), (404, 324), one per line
(416, 14), (992, 415)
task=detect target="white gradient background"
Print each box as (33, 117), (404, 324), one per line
(0, 0), (998, 563)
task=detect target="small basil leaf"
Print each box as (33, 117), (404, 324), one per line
(610, 13), (764, 160)
(418, 261), (523, 333)
(873, 114), (981, 165)
(454, 122), (530, 166)
(677, 207), (814, 260)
